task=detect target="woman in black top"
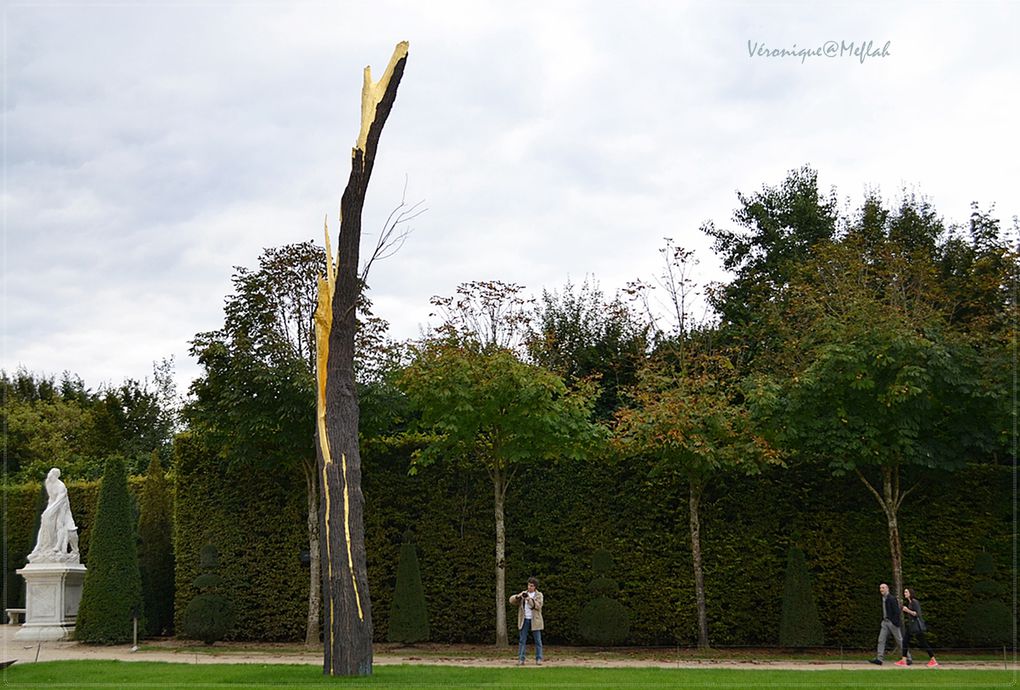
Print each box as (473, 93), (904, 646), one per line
(897, 587), (939, 667)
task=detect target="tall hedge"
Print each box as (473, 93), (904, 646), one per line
(369, 455), (1011, 647)
(13, 451), (1010, 647)
(138, 453), (175, 636)
(779, 546), (824, 647)
(961, 551), (1012, 646)
(170, 429), (1012, 646)
(1, 481), (42, 618)
(172, 432), (306, 641)
(578, 549), (630, 645)
(75, 456), (144, 643)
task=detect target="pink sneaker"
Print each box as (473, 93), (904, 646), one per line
(894, 659), (908, 667)
(927, 658), (939, 667)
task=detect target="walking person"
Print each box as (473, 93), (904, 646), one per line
(510, 577), (544, 665)
(869, 583), (904, 665)
(896, 588), (939, 667)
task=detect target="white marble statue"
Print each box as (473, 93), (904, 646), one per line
(27, 468), (79, 564)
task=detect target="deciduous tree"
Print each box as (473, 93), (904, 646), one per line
(613, 354), (779, 648)
(186, 241), (322, 646)
(703, 166), (839, 369)
(1, 366), (177, 481)
(527, 279), (648, 420)
(399, 334), (603, 646)
(755, 230), (1005, 599)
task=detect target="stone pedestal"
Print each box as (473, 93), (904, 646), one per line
(15, 563), (87, 641)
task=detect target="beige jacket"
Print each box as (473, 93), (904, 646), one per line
(509, 590), (544, 631)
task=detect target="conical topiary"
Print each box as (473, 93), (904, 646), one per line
(962, 551), (1010, 646)
(778, 545), (824, 647)
(75, 456), (145, 643)
(180, 544), (234, 644)
(578, 548), (630, 645)
(138, 452), (175, 636)
(387, 529), (430, 643)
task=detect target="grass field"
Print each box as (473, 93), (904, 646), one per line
(147, 642), (1018, 663)
(2, 661), (1016, 689)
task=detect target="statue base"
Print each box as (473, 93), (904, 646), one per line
(15, 563), (87, 641)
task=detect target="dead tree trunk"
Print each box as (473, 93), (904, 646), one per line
(314, 41), (408, 677)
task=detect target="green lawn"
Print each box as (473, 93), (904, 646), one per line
(1, 661), (1015, 689)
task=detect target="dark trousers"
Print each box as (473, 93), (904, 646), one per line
(904, 627), (935, 658)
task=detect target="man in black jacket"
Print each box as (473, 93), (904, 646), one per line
(868, 583), (903, 665)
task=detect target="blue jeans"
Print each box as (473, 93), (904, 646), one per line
(518, 619), (543, 661)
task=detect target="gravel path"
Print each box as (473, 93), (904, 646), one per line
(2, 625), (1012, 671)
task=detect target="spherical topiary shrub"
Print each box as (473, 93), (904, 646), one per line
(578, 548), (630, 646)
(180, 544), (234, 644)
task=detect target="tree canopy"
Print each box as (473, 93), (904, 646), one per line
(2, 363), (178, 481)
(740, 186), (1013, 600)
(614, 352), (779, 648)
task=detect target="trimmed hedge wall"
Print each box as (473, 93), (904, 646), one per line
(166, 432), (1012, 646)
(5, 446), (1011, 648)
(2, 483), (39, 614)
(172, 433), (307, 641)
(365, 447), (1012, 648)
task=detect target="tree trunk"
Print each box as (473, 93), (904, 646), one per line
(856, 465), (907, 605)
(315, 41), (408, 677)
(880, 466), (904, 601)
(303, 458), (321, 647)
(317, 342), (373, 675)
(493, 467), (509, 646)
(689, 479), (709, 650)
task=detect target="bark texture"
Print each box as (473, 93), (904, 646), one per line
(689, 479), (709, 650)
(493, 469), (508, 646)
(857, 465), (910, 606)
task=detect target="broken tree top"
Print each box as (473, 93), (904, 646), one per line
(356, 41), (409, 154)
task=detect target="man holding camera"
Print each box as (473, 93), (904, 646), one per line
(509, 577), (544, 665)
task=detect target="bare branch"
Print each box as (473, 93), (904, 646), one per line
(361, 175), (427, 284)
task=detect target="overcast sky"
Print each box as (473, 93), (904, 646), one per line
(4, 1), (1018, 396)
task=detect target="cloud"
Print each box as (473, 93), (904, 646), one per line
(4, 1), (1018, 394)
